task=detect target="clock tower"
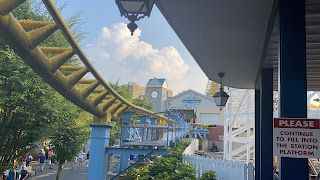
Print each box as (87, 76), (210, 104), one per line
(146, 78), (169, 113)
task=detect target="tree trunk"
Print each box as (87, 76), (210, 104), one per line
(56, 161), (64, 180)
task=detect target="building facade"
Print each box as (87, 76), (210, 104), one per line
(127, 82), (146, 99)
(165, 89), (224, 151)
(146, 78), (170, 113)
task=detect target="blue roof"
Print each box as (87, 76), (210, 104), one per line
(157, 79), (166, 85)
(146, 78), (166, 86)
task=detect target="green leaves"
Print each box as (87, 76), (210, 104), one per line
(133, 96), (153, 111)
(200, 170), (217, 180)
(48, 103), (91, 162)
(122, 140), (195, 180)
(0, 0), (86, 174)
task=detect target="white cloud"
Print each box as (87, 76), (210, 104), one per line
(84, 23), (190, 94)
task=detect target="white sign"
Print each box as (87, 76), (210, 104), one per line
(273, 118), (320, 158)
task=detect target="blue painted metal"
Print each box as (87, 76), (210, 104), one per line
(120, 111), (135, 171)
(260, 68), (273, 180)
(121, 111), (135, 142)
(279, 0), (308, 179)
(139, 115), (147, 137)
(150, 117), (157, 125)
(254, 90), (261, 179)
(110, 151), (154, 180)
(120, 154), (129, 170)
(108, 110), (209, 177)
(106, 148), (167, 156)
(88, 123), (112, 180)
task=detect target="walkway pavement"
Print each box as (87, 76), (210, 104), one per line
(28, 159), (118, 180)
(28, 160), (88, 180)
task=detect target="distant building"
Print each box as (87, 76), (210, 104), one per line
(167, 89), (173, 98)
(127, 82), (146, 99)
(165, 89), (224, 151)
(146, 78), (169, 113)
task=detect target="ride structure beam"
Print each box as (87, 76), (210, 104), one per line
(260, 68), (273, 180)
(279, 0), (308, 179)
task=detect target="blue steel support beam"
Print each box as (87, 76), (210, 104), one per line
(279, 0), (308, 179)
(140, 115), (148, 138)
(120, 111), (135, 171)
(106, 148), (167, 156)
(121, 111), (134, 142)
(150, 118), (157, 125)
(260, 68), (273, 180)
(202, 126), (207, 139)
(255, 90), (261, 179)
(88, 124), (112, 180)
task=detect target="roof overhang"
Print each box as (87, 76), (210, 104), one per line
(157, 0), (320, 91)
(156, 0), (276, 89)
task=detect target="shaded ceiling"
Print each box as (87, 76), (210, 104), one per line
(156, 0), (275, 89)
(157, 0), (320, 91)
(262, 0), (320, 91)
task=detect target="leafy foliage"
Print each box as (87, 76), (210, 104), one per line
(123, 140), (195, 180)
(133, 96), (153, 111)
(48, 100), (91, 162)
(0, 0), (87, 175)
(200, 170), (217, 180)
(0, 47), (57, 171)
(109, 81), (133, 103)
(47, 99), (91, 180)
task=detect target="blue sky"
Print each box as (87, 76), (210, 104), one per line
(55, 0), (208, 95)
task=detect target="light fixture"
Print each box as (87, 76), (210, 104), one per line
(213, 72), (229, 109)
(115, 0), (155, 36)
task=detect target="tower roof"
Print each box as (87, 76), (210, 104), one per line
(146, 78), (168, 89)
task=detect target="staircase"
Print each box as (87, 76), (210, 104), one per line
(309, 158), (320, 177)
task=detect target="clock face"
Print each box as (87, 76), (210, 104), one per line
(151, 90), (158, 99)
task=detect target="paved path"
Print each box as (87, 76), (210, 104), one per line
(28, 159), (118, 180)
(28, 160), (88, 180)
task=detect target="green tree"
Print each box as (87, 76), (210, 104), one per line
(0, 0), (86, 173)
(47, 99), (91, 180)
(133, 96), (153, 111)
(0, 47), (57, 172)
(109, 81), (133, 103)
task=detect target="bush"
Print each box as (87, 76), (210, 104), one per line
(123, 140), (195, 180)
(200, 170), (217, 180)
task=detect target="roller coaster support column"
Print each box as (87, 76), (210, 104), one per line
(120, 111), (135, 170)
(201, 126), (207, 139)
(150, 118), (157, 125)
(254, 90), (261, 179)
(140, 115), (148, 138)
(150, 117), (157, 141)
(88, 114), (112, 180)
(177, 120), (181, 141)
(279, 0), (308, 179)
(260, 68), (273, 180)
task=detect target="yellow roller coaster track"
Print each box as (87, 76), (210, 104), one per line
(0, 0), (215, 128)
(0, 0), (169, 124)
(208, 81), (220, 98)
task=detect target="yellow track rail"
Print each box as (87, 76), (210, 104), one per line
(0, 0), (167, 123)
(209, 81), (220, 98)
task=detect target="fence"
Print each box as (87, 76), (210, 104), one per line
(182, 140), (254, 180)
(183, 139), (196, 155)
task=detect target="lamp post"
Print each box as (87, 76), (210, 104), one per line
(115, 0), (155, 36)
(213, 72), (229, 109)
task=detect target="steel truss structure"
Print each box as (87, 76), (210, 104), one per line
(224, 89), (320, 166)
